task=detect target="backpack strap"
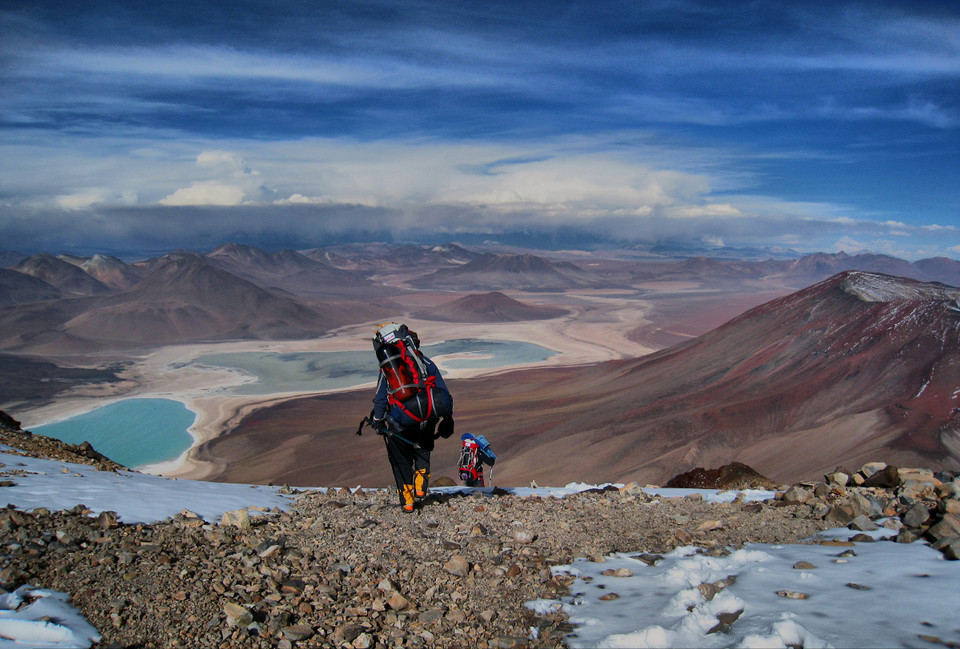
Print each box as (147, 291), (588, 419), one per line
(385, 340), (438, 423)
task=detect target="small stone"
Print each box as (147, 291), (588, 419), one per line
(793, 561), (817, 570)
(223, 602), (252, 627)
(824, 471), (849, 487)
(697, 582), (720, 601)
(601, 568), (634, 578)
(221, 509), (251, 529)
(619, 481), (645, 496)
(896, 530), (920, 544)
(353, 632), (373, 649)
(782, 486), (812, 503)
(927, 513), (960, 541)
(444, 555), (471, 577)
(333, 623), (364, 644)
(775, 590), (809, 599)
(862, 465), (900, 488)
(858, 462), (888, 479)
(419, 608), (445, 624)
(902, 504), (931, 528)
(697, 519), (723, 532)
(97, 510), (118, 530)
(388, 592), (410, 611)
(512, 529), (536, 544)
(378, 577), (400, 593)
(599, 592), (620, 601)
(824, 505), (856, 525)
(932, 538), (960, 560)
(845, 582), (871, 590)
(281, 625), (314, 641)
(258, 544), (281, 559)
(707, 609), (744, 634)
(848, 515), (878, 532)
(673, 529), (693, 544)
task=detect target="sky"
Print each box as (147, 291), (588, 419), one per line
(3, 449), (959, 648)
(1, 0), (958, 259)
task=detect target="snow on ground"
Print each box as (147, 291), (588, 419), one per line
(531, 529), (960, 648)
(2, 449), (959, 647)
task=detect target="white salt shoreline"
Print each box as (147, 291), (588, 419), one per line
(15, 300), (656, 479)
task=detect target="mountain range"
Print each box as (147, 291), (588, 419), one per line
(0, 249), (390, 352)
(204, 270), (960, 487)
(2, 239), (959, 358)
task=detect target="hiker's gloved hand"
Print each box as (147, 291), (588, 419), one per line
(437, 417), (455, 439)
(371, 417), (386, 433)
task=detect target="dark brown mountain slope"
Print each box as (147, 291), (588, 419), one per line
(13, 254), (112, 296)
(62, 255), (345, 344)
(914, 257), (960, 287)
(414, 291), (568, 322)
(0, 269), (62, 306)
(73, 254), (143, 290)
(0, 254), (390, 350)
(205, 243), (385, 298)
(209, 271), (960, 487)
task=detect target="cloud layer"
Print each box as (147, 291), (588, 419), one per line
(0, 1), (957, 258)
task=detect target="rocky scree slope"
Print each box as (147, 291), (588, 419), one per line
(3, 418), (960, 647)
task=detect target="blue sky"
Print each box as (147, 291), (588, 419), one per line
(1, 0), (958, 259)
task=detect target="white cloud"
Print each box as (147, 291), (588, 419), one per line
(159, 181), (246, 206)
(273, 193), (328, 205)
(196, 150), (259, 176)
(56, 188), (138, 209)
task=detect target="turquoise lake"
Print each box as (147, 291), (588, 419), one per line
(33, 339), (556, 468)
(32, 398), (195, 469)
(195, 338), (557, 395)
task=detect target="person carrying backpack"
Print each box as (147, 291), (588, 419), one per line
(369, 323), (454, 512)
(458, 432), (496, 487)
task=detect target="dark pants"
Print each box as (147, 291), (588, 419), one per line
(384, 427), (434, 502)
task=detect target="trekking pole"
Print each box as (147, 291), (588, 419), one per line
(356, 409), (375, 436)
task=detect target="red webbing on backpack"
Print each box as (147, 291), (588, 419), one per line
(387, 342), (435, 423)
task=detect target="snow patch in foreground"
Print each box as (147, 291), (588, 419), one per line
(538, 529), (960, 648)
(0, 587), (101, 648)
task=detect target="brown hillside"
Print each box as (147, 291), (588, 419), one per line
(206, 271), (960, 487)
(414, 292), (568, 322)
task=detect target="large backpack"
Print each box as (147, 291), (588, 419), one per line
(374, 323), (452, 429)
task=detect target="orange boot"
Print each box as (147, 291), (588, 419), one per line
(400, 484), (415, 512)
(414, 468), (429, 498)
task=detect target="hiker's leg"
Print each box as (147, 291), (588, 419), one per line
(384, 435), (415, 511)
(413, 446), (430, 497)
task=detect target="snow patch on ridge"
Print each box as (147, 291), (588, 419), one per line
(841, 271), (960, 303)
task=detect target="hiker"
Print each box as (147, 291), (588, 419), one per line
(370, 323), (454, 512)
(458, 432), (496, 487)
